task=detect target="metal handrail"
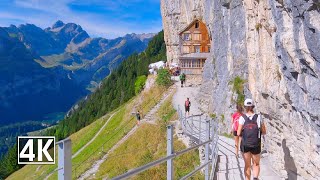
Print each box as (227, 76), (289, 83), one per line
(111, 106), (220, 180)
(111, 139), (212, 180)
(179, 106), (220, 180)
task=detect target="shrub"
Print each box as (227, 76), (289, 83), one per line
(255, 23), (262, 31)
(229, 76), (246, 105)
(156, 69), (171, 87)
(210, 113), (217, 119)
(134, 75), (147, 94)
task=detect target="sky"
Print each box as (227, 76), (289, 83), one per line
(0, 0), (162, 38)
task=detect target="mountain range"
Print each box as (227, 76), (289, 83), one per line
(0, 20), (154, 126)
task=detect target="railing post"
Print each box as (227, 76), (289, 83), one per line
(178, 106), (182, 130)
(191, 116), (193, 136)
(57, 138), (72, 180)
(205, 120), (210, 180)
(199, 117), (202, 143)
(167, 125), (174, 180)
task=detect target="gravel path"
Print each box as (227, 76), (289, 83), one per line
(79, 85), (176, 179)
(216, 136), (282, 180)
(172, 76), (202, 116)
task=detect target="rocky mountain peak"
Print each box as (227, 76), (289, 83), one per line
(125, 33), (156, 41)
(52, 20), (65, 29)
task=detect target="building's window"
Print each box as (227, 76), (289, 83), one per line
(194, 45), (200, 53)
(181, 60), (191, 68)
(184, 33), (191, 41)
(182, 59), (204, 68)
(191, 59), (200, 68)
(183, 46), (189, 54)
(195, 21), (199, 28)
(193, 33), (201, 41)
(181, 60), (185, 67)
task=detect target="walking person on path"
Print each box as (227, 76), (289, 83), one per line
(135, 110), (141, 125)
(185, 98), (191, 117)
(237, 99), (266, 180)
(179, 73), (186, 87)
(231, 104), (243, 157)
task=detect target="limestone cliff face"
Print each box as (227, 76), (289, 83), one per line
(161, 0), (320, 178)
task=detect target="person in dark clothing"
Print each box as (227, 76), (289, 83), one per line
(179, 73), (186, 87)
(136, 110), (141, 125)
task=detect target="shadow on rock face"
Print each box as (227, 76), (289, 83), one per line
(282, 139), (298, 180)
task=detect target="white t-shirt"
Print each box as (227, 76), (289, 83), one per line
(239, 113), (263, 128)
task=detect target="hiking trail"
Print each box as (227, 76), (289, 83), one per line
(172, 75), (281, 180)
(72, 111), (119, 158)
(43, 111), (118, 180)
(78, 85), (176, 180)
(216, 136), (281, 180)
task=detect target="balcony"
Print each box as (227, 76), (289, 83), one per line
(179, 52), (210, 60)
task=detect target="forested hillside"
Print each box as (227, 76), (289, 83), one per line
(0, 31), (166, 179)
(49, 30), (166, 139)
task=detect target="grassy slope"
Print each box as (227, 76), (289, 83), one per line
(95, 94), (202, 179)
(7, 82), (165, 180)
(6, 113), (111, 180)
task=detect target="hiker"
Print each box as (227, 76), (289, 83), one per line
(136, 110), (141, 125)
(231, 104), (243, 157)
(179, 73), (186, 87)
(237, 99), (266, 180)
(185, 98), (191, 116)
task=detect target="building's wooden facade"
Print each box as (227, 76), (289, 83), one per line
(179, 19), (210, 74)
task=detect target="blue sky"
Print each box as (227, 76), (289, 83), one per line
(0, 0), (162, 38)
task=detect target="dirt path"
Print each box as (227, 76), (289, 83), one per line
(172, 76), (203, 116)
(72, 111), (119, 158)
(216, 136), (281, 180)
(79, 85), (176, 180)
(172, 75), (281, 180)
(43, 112), (118, 180)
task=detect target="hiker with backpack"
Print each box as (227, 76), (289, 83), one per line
(179, 73), (186, 87)
(185, 98), (191, 116)
(237, 99), (266, 180)
(231, 104), (243, 157)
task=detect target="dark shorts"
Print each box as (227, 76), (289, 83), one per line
(185, 106), (190, 112)
(240, 144), (261, 155)
(233, 131), (238, 136)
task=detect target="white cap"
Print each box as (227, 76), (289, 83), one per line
(244, 99), (254, 107)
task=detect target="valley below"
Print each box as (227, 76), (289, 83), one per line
(0, 20), (154, 157)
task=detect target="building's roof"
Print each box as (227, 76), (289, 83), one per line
(179, 53), (210, 59)
(179, 19), (201, 35)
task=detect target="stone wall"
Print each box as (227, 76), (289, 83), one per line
(161, 0), (320, 178)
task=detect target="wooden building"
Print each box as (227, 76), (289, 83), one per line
(179, 19), (210, 74)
